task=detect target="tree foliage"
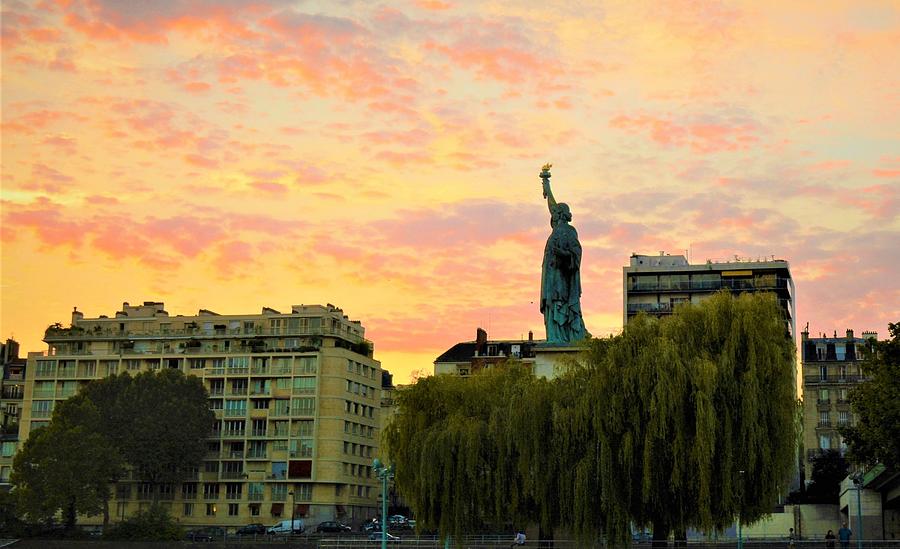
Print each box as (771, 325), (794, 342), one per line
(804, 450), (849, 504)
(385, 292), (797, 545)
(840, 322), (900, 469)
(11, 369), (214, 527)
(11, 400), (122, 528)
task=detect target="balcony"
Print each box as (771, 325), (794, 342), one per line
(221, 471), (245, 480)
(626, 302), (673, 315)
(222, 430), (245, 438)
(247, 451), (268, 460)
(250, 429), (267, 438)
(32, 389), (55, 398)
(817, 421), (832, 428)
(224, 409), (247, 418)
(628, 277), (792, 294)
(229, 388), (248, 396)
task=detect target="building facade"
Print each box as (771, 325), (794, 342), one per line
(623, 253), (796, 336)
(1, 339), (25, 490)
(800, 328), (876, 482)
(20, 302), (385, 528)
(434, 328), (539, 377)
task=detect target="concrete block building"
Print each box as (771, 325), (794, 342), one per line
(20, 301), (388, 529)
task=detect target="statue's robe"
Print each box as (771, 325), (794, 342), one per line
(540, 219), (587, 344)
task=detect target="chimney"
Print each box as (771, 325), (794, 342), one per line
(475, 328), (487, 355)
(846, 329), (854, 339)
(72, 306), (84, 325)
(528, 330), (533, 342)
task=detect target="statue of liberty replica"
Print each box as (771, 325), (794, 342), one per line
(539, 164), (588, 344)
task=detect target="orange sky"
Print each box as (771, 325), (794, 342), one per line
(2, 0), (898, 383)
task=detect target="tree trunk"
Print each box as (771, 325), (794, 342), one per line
(652, 518), (670, 549)
(102, 492), (110, 529)
(64, 497), (77, 531)
(673, 527), (687, 547)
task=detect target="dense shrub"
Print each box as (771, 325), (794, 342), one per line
(103, 504), (184, 541)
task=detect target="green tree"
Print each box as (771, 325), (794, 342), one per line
(72, 369), (215, 501)
(11, 400), (122, 530)
(804, 450), (849, 504)
(840, 322), (900, 469)
(592, 292), (797, 544)
(385, 292), (798, 546)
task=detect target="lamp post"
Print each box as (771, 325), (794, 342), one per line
(738, 470), (745, 549)
(851, 472), (863, 549)
(373, 458), (394, 549)
(288, 489), (297, 534)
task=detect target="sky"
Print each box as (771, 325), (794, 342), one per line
(1, 0), (898, 383)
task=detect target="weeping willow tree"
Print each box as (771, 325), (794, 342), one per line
(384, 291), (797, 545)
(591, 291), (797, 544)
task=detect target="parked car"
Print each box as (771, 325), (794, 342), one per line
(315, 520), (352, 534)
(267, 518), (304, 535)
(368, 531), (401, 543)
(186, 527), (225, 541)
(236, 523), (267, 536)
(389, 515), (416, 530)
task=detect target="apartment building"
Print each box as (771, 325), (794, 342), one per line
(623, 252), (795, 336)
(21, 302), (385, 528)
(800, 327), (876, 482)
(1, 339), (25, 490)
(434, 328), (539, 377)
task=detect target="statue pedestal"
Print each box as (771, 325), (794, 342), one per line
(532, 344), (584, 379)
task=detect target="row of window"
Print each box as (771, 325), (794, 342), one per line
(344, 421), (375, 438)
(35, 356), (319, 377)
(815, 388), (850, 402)
(118, 482), (312, 502)
(208, 376), (315, 395)
(343, 441), (374, 459)
(208, 397), (315, 416)
(814, 364), (858, 380)
(343, 462), (373, 479)
(818, 410), (852, 426)
(345, 400), (375, 419)
(347, 360), (378, 380)
(346, 380), (376, 399)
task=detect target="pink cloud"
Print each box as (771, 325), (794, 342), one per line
(610, 112), (762, 153)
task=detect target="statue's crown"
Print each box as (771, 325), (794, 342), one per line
(541, 162), (552, 171)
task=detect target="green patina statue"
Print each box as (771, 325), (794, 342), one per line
(539, 164), (588, 344)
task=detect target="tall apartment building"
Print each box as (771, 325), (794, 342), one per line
(1, 339), (25, 490)
(800, 327), (876, 482)
(20, 302), (385, 528)
(623, 253), (796, 336)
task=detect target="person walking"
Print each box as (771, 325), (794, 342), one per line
(825, 529), (836, 549)
(838, 523), (852, 549)
(789, 527), (797, 548)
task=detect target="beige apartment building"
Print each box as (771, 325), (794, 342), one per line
(20, 301), (386, 529)
(800, 327), (876, 482)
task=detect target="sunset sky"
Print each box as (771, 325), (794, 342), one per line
(2, 0), (898, 383)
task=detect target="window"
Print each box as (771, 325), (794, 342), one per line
(190, 359), (204, 369)
(839, 365), (848, 380)
(182, 483), (198, 500)
(228, 503), (239, 516)
(294, 483), (313, 500)
(137, 483), (153, 500)
(819, 365), (828, 381)
(203, 483), (219, 500)
(225, 399), (247, 417)
(839, 388), (849, 401)
(819, 435), (831, 450)
(292, 397), (315, 415)
(271, 483), (287, 501)
(818, 389), (829, 402)
(292, 377), (316, 394)
(36, 360), (56, 377)
(228, 356), (249, 369)
(250, 503), (260, 516)
(295, 420), (314, 437)
(206, 503), (217, 516)
(225, 483), (242, 500)
(838, 411), (850, 425)
(183, 503), (193, 516)
(249, 482), (265, 501)
(31, 400), (54, 418)
(274, 400), (291, 416)
(819, 411), (830, 426)
(126, 359), (140, 371)
(1, 442), (16, 457)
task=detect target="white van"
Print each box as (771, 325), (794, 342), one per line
(267, 518), (304, 535)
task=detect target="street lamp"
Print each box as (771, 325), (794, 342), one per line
(373, 458), (395, 549)
(737, 470), (745, 549)
(851, 472), (863, 549)
(288, 489), (297, 534)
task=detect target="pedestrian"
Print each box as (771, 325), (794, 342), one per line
(825, 529), (836, 549)
(510, 529), (526, 547)
(838, 523), (852, 549)
(789, 527), (797, 548)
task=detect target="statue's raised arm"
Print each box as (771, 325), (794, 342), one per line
(540, 163), (558, 213)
